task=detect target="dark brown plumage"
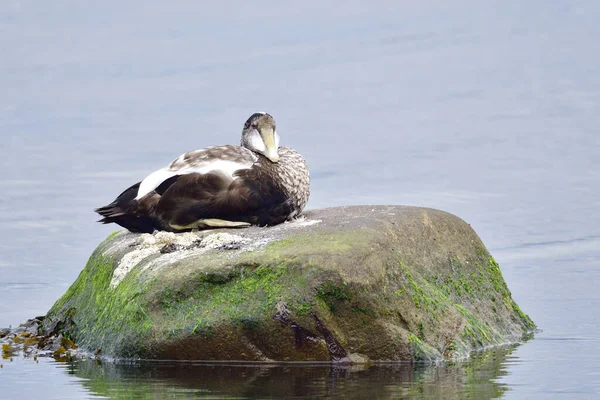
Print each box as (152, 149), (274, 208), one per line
(95, 113), (310, 233)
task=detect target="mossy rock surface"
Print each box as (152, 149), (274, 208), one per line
(43, 205), (534, 362)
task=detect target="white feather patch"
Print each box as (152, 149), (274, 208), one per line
(135, 158), (255, 200)
(247, 130), (266, 152)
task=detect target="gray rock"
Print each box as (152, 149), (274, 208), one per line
(41, 206), (534, 362)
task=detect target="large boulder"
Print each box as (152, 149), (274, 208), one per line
(42, 206), (534, 362)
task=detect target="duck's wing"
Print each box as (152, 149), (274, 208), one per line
(154, 170), (266, 230)
(135, 145), (258, 200)
(155, 153), (300, 231)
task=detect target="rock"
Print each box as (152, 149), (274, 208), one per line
(0, 316), (79, 360)
(41, 206), (534, 362)
(0, 328), (10, 339)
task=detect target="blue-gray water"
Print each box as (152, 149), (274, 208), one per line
(1, 1), (599, 398)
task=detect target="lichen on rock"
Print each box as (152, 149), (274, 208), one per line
(38, 206), (534, 362)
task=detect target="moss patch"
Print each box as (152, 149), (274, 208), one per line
(315, 280), (352, 312)
(408, 332), (441, 361)
(105, 230), (121, 241)
(45, 249), (153, 357)
(153, 263), (289, 335)
(384, 253), (533, 359)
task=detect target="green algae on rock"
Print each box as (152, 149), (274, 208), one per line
(41, 206), (534, 362)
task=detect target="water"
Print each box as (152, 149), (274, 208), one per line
(1, 0), (599, 398)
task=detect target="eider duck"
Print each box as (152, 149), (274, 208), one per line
(95, 112), (310, 233)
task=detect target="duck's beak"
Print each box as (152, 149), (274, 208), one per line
(261, 128), (280, 162)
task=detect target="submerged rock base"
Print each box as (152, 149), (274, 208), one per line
(36, 206), (533, 362)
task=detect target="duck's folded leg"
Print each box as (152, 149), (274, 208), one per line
(170, 219), (251, 231)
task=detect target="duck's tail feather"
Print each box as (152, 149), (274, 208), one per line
(95, 182), (159, 233)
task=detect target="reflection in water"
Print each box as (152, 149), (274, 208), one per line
(68, 346), (517, 399)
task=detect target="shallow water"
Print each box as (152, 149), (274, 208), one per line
(1, 1), (599, 399)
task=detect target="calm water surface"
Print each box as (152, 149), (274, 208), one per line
(1, 1), (599, 399)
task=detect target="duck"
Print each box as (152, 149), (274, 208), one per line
(95, 112), (310, 233)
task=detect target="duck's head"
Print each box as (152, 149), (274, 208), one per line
(241, 112), (280, 163)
